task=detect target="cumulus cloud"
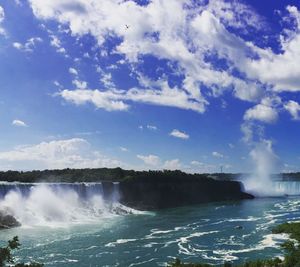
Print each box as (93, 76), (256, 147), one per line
(244, 104), (278, 123)
(0, 6), (5, 35)
(212, 151), (224, 158)
(100, 73), (115, 88)
(189, 160), (217, 173)
(69, 67), (78, 75)
(163, 159), (181, 170)
(60, 79), (206, 113)
(26, 0), (300, 130)
(284, 100), (300, 120)
(13, 37), (43, 52)
(28, 0), (270, 113)
(137, 154), (160, 166)
(12, 119), (28, 127)
(0, 138), (124, 170)
(120, 146), (128, 152)
(169, 129), (189, 140)
(72, 79), (87, 89)
(49, 34), (67, 55)
(60, 89), (129, 111)
(243, 6), (300, 92)
(146, 125), (157, 131)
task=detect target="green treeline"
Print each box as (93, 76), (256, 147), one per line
(0, 169), (237, 183)
(0, 168), (214, 183)
(0, 168), (299, 183)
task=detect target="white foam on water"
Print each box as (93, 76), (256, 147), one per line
(177, 231), (219, 255)
(0, 183), (142, 227)
(227, 216), (261, 222)
(105, 238), (138, 247)
(213, 232), (290, 261)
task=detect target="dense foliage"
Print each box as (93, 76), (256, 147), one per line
(0, 168), (212, 183)
(169, 222), (300, 267)
(0, 236), (43, 267)
(0, 168), (298, 183)
(169, 258), (282, 267)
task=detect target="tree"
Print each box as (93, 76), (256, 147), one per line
(0, 236), (43, 267)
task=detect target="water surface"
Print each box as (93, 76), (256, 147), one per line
(1, 196), (300, 266)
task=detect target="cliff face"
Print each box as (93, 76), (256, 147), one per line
(119, 177), (253, 210)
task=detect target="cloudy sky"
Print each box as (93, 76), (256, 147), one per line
(0, 0), (299, 172)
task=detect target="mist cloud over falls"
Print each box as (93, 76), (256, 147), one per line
(0, 183), (134, 227)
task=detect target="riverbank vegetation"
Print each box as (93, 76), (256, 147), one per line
(0, 168), (299, 183)
(0, 168), (219, 183)
(169, 222), (300, 267)
(0, 236), (43, 267)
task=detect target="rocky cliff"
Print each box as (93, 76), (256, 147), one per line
(119, 175), (253, 210)
(0, 211), (21, 229)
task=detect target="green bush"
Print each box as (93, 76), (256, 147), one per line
(0, 236), (43, 267)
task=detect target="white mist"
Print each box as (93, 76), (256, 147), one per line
(243, 139), (280, 197)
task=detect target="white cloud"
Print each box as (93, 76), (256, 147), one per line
(100, 73), (115, 88)
(169, 129), (189, 140)
(207, 0), (266, 31)
(0, 6), (5, 35)
(146, 125), (157, 131)
(72, 79), (87, 89)
(190, 160), (203, 166)
(13, 42), (22, 49)
(163, 159), (181, 170)
(242, 6), (300, 92)
(50, 35), (61, 48)
(0, 138), (123, 170)
(137, 154), (160, 166)
(244, 104), (278, 123)
(12, 119), (28, 127)
(59, 89), (129, 111)
(120, 146), (128, 152)
(69, 67), (78, 75)
(28, 0), (260, 113)
(189, 160), (217, 173)
(28, 0), (300, 126)
(49, 34), (67, 55)
(12, 37), (43, 52)
(59, 79), (206, 112)
(212, 151), (224, 158)
(284, 100), (300, 120)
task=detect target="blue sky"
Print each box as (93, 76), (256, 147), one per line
(0, 0), (299, 173)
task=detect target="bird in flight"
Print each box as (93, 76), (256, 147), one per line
(125, 24), (130, 29)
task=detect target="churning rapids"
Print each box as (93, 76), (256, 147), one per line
(1, 181), (300, 266)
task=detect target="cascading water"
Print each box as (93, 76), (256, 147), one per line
(272, 181), (300, 196)
(0, 182), (136, 227)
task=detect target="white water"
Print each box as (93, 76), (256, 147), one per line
(242, 140), (283, 197)
(273, 181), (300, 196)
(0, 183), (139, 227)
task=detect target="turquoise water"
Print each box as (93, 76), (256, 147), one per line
(1, 197), (300, 266)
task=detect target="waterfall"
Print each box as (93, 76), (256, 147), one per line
(0, 182), (136, 227)
(272, 181), (300, 196)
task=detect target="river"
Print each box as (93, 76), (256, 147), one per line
(0, 182), (300, 266)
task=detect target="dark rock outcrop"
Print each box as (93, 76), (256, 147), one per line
(0, 211), (21, 229)
(119, 176), (253, 210)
